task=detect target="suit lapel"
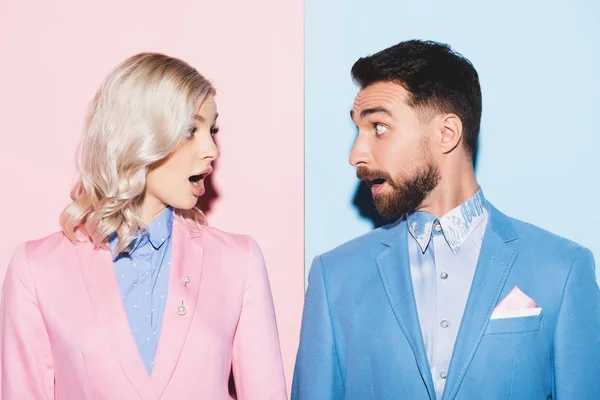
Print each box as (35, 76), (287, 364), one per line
(376, 220), (436, 400)
(78, 241), (158, 400)
(442, 206), (518, 400)
(151, 219), (204, 397)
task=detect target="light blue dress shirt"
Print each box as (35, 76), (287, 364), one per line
(407, 190), (488, 399)
(109, 207), (173, 375)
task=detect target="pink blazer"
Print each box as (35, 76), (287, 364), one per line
(0, 218), (287, 399)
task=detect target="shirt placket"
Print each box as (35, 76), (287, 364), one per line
(136, 243), (154, 365)
(415, 234), (437, 373)
(432, 219), (451, 398)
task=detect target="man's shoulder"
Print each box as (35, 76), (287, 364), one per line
(490, 204), (592, 267)
(314, 220), (402, 268)
(507, 214), (587, 256)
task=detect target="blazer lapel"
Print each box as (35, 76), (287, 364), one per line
(78, 241), (157, 400)
(376, 220), (436, 400)
(151, 219), (204, 397)
(442, 206), (518, 400)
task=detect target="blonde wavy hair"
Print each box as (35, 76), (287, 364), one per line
(60, 52), (215, 254)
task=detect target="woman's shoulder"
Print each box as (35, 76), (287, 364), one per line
(10, 231), (76, 261)
(196, 225), (252, 246)
(6, 231), (77, 278)
(21, 230), (75, 256)
(178, 220), (259, 253)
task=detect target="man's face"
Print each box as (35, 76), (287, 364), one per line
(350, 82), (440, 219)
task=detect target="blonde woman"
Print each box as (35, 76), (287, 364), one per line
(0, 53), (287, 399)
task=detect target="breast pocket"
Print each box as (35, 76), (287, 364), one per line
(484, 314), (543, 335)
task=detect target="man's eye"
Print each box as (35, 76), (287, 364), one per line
(375, 124), (387, 135)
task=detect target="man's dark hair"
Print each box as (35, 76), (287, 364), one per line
(351, 40), (482, 155)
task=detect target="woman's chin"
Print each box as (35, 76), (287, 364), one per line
(167, 198), (200, 211)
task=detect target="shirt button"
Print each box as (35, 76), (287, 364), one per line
(434, 223), (442, 232)
(440, 320), (449, 328)
(183, 275), (191, 283)
(177, 305), (187, 315)
(440, 371), (447, 379)
(440, 272), (448, 280)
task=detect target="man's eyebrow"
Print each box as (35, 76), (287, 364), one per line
(360, 107), (392, 118)
(350, 107), (393, 120)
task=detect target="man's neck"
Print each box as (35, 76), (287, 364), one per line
(417, 166), (479, 218)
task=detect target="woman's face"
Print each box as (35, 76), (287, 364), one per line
(143, 95), (219, 222)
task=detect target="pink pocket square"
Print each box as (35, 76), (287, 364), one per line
(491, 286), (541, 320)
(494, 286), (536, 312)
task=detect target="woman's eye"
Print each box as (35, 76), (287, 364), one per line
(210, 126), (219, 136)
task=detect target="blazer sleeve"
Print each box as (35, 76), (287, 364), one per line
(231, 236), (287, 400)
(553, 247), (600, 398)
(291, 256), (343, 400)
(0, 243), (54, 399)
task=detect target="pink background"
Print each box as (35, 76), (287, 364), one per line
(0, 0), (304, 392)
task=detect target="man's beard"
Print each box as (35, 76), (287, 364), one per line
(357, 161), (440, 220)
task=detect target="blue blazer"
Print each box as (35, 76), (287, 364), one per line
(292, 205), (600, 399)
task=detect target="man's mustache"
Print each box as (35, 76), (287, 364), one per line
(356, 166), (393, 183)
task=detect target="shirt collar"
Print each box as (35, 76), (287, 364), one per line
(407, 189), (488, 254)
(109, 207), (174, 258)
